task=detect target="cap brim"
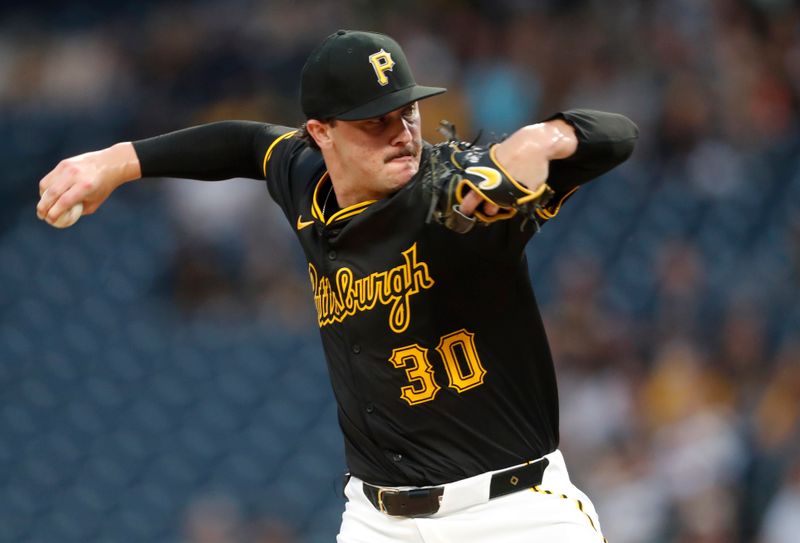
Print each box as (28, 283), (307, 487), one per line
(335, 85), (447, 121)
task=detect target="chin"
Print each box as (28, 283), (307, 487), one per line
(385, 162), (418, 188)
(395, 168), (418, 188)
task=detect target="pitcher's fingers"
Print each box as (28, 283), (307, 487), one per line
(38, 164), (62, 198)
(37, 179), (70, 220)
(45, 184), (85, 224)
(483, 202), (500, 216)
(83, 202), (98, 215)
(459, 191), (481, 216)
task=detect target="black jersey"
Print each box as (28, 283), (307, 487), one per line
(133, 109), (638, 487)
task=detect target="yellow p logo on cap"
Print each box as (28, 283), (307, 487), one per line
(369, 49), (395, 86)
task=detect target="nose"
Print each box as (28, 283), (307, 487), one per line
(390, 117), (413, 146)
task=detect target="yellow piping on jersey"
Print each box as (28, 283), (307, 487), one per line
(262, 130), (298, 177)
(326, 201), (376, 225)
(311, 171), (330, 221)
(311, 171), (375, 224)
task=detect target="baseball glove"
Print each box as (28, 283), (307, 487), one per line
(422, 127), (555, 234)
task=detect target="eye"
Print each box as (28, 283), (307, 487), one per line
(402, 104), (417, 121)
(365, 116), (386, 128)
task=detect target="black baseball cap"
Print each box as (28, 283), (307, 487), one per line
(300, 30), (446, 121)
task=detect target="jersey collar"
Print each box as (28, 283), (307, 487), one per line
(311, 171), (376, 226)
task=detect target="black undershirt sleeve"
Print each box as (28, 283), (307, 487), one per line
(132, 121), (268, 180)
(545, 109), (639, 193)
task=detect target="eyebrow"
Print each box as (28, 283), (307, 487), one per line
(359, 104), (417, 126)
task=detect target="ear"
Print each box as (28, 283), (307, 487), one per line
(306, 119), (334, 149)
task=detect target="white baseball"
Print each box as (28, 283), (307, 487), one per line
(51, 202), (84, 229)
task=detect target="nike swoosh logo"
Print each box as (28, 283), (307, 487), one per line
(296, 216), (314, 230)
(465, 166), (502, 191)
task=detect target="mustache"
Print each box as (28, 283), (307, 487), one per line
(385, 145), (418, 163)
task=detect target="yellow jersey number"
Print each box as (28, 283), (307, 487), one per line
(388, 329), (487, 405)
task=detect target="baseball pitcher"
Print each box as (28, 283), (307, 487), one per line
(37, 30), (638, 542)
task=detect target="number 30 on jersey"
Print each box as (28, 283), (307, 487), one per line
(388, 329), (487, 405)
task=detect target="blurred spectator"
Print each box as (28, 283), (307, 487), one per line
(760, 456), (800, 543)
(247, 517), (300, 543)
(460, 20), (541, 138)
(651, 240), (709, 343)
(183, 495), (243, 543)
(547, 253), (641, 473)
(740, 340), (800, 541)
(586, 432), (668, 543)
(711, 299), (769, 411)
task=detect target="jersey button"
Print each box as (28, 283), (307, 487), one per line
(365, 403), (374, 414)
(328, 250), (337, 260)
(352, 344), (361, 354)
(391, 453), (403, 462)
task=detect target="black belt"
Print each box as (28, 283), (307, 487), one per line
(362, 457), (550, 518)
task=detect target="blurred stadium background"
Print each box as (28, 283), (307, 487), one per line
(2, 0), (799, 542)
